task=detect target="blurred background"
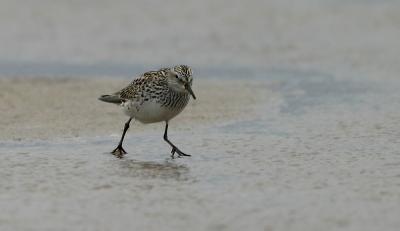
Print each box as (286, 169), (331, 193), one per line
(0, 0), (398, 78)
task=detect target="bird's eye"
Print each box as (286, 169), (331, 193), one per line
(175, 75), (179, 79)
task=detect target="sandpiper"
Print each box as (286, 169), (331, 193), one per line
(99, 65), (196, 158)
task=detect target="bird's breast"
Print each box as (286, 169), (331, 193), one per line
(121, 98), (188, 123)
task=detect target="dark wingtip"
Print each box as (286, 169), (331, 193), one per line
(98, 94), (122, 104)
(98, 94), (109, 101)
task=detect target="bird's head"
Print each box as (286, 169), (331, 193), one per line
(166, 65), (196, 99)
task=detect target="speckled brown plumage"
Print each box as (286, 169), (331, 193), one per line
(106, 66), (190, 110)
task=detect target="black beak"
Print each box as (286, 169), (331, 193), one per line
(185, 83), (196, 100)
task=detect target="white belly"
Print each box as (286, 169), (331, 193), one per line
(121, 100), (185, 123)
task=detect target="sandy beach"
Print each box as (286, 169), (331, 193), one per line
(0, 77), (270, 140)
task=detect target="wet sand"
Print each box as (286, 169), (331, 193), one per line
(1, 72), (400, 231)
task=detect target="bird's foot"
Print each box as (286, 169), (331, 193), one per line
(111, 145), (127, 158)
(171, 147), (191, 158)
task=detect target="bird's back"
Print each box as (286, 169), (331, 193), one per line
(119, 70), (169, 100)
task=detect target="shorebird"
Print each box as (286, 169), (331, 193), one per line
(99, 65), (196, 158)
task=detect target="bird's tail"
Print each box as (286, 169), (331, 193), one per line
(98, 94), (123, 104)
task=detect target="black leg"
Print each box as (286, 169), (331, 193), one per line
(112, 117), (132, 158)
(163, 121), (191, 158)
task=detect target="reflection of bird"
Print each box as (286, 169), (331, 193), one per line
(99, 65), (196, 158)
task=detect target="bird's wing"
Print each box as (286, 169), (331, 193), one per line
(98, 68), (169, 104)
(117, 69), (168, 100)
